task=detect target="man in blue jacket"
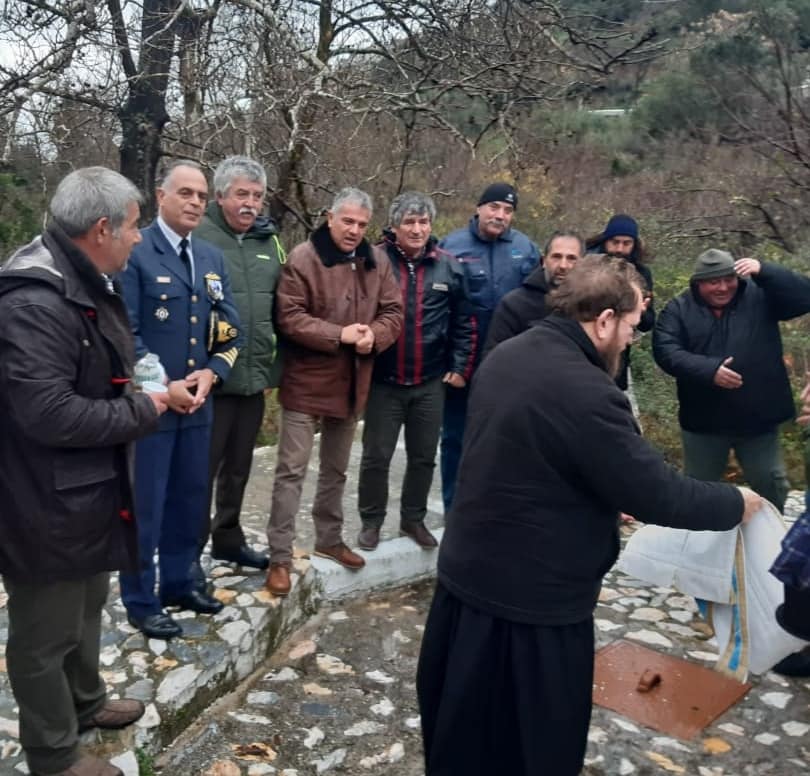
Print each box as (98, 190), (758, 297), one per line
(653, 249), (810, 513)
(438, 182), (539, 510)
(119, 160), (244, 639)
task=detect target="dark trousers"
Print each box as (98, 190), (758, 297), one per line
(120, 424), (210, 619)
(201, 392), (265, 555)
(682, 428), (789, 512)
(5, 573), (109, 774)
(417, 583), (594, 776)
(778, 583), (810, 641)
(358, 378), (444, 527)
(440, 384), (468, 512)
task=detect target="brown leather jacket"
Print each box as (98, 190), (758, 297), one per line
(276, 224), (403, 418)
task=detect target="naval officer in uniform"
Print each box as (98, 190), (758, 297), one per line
(119, 160), (243, 639)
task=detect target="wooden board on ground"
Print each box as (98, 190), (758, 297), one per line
(593, 640), (751, 740)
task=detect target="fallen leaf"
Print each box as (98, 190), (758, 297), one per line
(703, 737), (732, 754)
(303, 682), (333, 696)
(645, 751), (686, 773)
(231, 742), (277, 761)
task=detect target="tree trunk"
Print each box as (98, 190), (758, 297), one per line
(117, 0), (180, 220)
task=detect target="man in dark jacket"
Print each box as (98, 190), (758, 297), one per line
(653, 249), (810, 512)
(586, 213), (654, 389)
(438, 182), (539, 510)
(195, 156), (285, 572)
(0, 168), (167, 776)
(417, 254), (761, 776)
(483, 230), (582, 357)
(357, 192), (474, 551)
(265, 188), (403, 596)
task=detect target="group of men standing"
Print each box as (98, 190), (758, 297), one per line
(0, 156), (808, 776)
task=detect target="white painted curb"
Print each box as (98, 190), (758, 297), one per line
(311, 528), (444, 598)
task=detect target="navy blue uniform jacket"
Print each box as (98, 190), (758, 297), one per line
(119, 221), (243, 430)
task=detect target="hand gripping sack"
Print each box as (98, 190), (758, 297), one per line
(618, 502), (806, 681)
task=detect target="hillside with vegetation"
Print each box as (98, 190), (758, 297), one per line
(1, 0), (808, 483)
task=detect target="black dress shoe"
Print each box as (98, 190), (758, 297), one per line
(127, 612), (183, 640)
(400, 521), (438, 548)
(357, 525), (380, 551)
(772, 647), (810, 677)
(189, 559), (209, 594)
(211, 544), (270, 570)
(162, 589), (224, 615)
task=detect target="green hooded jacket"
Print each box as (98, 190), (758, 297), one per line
(195, 202), (285, 394)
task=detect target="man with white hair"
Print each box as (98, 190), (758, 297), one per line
(195, 156), (286, 573)
(0, 167), (166, 776)
(265, 187), (402, 596)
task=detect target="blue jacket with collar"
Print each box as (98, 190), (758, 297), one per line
(119, 220), (243, 430)
(439, 216), (539, 366)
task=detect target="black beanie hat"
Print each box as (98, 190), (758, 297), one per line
(477, 182), (518, 210)
(602, 214), (639, 241)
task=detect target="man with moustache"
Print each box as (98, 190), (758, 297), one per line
(438, 182), (539, 509)
(356, 192), (474, 551)
(653, 249), (810, 513)
(194, 156), (286, 574)
(265, 187), (402, 596)
(119, 160), (243, 639)
(417, 254), (762, 776)
(483, 230), (583, 357)
(0, 168), (167, 776)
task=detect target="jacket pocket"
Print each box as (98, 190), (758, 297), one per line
(52, 451), (120, 540)
(465, 265), (488, 295)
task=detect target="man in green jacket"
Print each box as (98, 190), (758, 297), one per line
(195, 156), (285, 571)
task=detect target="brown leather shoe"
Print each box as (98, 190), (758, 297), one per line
(35, 754), (124, 776)
(78, 698), (145, 732)
(357, 525), (380, 551)
(314, 542), (366, 570)
(266, 563), (291, 596)
(400, 521), (438, 548)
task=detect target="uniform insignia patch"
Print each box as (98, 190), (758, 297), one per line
(205, 272), (224, 301)
(432, 282), (449, 292)
(156, 276), (172, 283)
(256, 254), (271, 260)
(154, 306), (170, 322)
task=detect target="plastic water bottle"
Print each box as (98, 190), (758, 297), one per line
(133, 353), (167, 387)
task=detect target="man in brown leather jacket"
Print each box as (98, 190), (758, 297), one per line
(265, 187), (403, 595)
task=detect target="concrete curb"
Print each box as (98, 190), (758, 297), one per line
(312, 529), (444, 598)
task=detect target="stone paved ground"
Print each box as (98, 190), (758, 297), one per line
(166, 507), (810, 776)
(158, 582), (430, 776)
(0, 426), (806, 775)
(0, 433), (443, 775)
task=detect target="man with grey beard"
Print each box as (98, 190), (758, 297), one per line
(195, 156), (286, 573)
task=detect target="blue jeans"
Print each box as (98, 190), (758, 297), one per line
(440, 384), (469, 512)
